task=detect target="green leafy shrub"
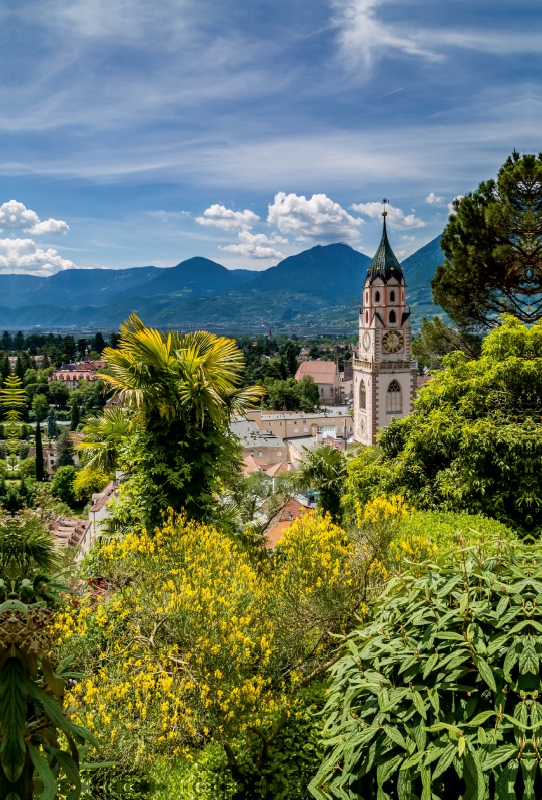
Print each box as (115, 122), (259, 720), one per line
(310, 536), (542, 800)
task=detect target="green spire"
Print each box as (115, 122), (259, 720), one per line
(367, 216), (404, 284)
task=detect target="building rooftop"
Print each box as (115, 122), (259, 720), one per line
(89, 480), (119, 513)
(230, 419), (286, 449)
(294, 360), (338, 384)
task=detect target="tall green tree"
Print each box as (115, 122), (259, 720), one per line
(411, 316), (482, 370)
(70, 401), (80, 431)
(35, 421), (44, 482)
(46, 408), (58, 438)
(98, 314), (264, 529)
(433, 151), (542, 327)
(55, 428), (74, 467)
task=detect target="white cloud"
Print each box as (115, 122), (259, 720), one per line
(447, 195), (464, 215)
(331, 0), (439, 68)
(0, 200), (69, 235)
(351, 201), (425, 230)
(401, 235), (416, 242)
(267, 192), (363, 243)
(0, 238), (75, 274)
(196, 204), (259, 231)
(220, 231), (286, 259)
(426, 192), (445, 207)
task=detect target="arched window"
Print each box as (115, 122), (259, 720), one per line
(375, 291), (380, 302)
(365, 311), (368, 323)
(389, 309), (396, 323)
(386, 380), (402, 414)
(365, 291), (368, 303)
(390, 290), (395, 302)
(359, 380), (366, 410)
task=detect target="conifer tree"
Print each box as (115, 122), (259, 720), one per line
(46, 407), (58, 439)
(35, 420), (44, 482)
(41, 351), (50, 369)
(56, 428), (74, 467)
(70, 401), (80, 431)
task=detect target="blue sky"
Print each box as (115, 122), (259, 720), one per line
(0, 0), (539, 273)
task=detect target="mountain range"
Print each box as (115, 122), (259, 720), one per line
(0, 237), (444, 329)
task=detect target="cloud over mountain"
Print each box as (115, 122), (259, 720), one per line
(0, 239), (75, 274)
(196, 204), (260, 231)
(352, 201), (425, 230)
(267, 192), (363, 243)
(220, 230), (286, 259)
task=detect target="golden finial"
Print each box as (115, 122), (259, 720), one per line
(382, 198), (388, 218)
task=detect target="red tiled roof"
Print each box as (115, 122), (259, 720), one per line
(295, 360), (338, 384)
(265, 461), (290, 477)
(89, 480), (119, 513)
(416, 375), (432, 389)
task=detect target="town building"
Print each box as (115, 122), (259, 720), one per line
(353, 210), (418, 445)
(50, 516), (90, 548)
(294, 360), (341, 404)
(49, 349), (106, 391)
(246, 409), (354, 441)
(230, 418), (287, 467)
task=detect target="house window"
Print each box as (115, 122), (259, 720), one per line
(359, 380), (366, 410)
(390, 290), (395, 302)
(386, 380), (402, 414)
(303, 427), (309, 432)
(287, 421), (291, 425)
(259, 451), (263, 458)
(279, 421), (283, 426)
(294, 428), (299, 433)
(375, 291), (380, 302)
(278, 451), (282, 456)
(389, 310), (396, 324)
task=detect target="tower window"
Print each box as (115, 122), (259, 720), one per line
(365, 311), (368, 323)
(359, 380), (366, 410)
(375, 291), (380, 302)
(386, 380), (402, 414)
(390, 290), (395, 302)
(365, 292), (368, 303)
(389, 310), (396, 323)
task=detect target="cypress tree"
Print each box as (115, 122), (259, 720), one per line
(15, 355), (25, 382)
(41, 352), (50, 369)
(70, 402), (80, 431)
(94, 332), (106, 353)
(47, 408), (58, 439)
(35, 421), (44, 482)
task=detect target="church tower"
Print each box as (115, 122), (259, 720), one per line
(353, 206), (417, 445)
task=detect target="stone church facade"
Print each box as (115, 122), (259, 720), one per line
(353, 211), (418, 445)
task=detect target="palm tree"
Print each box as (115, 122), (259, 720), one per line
(77, 407), (131, 474)
(94, 315), (265, 526)
(99, 314), (264, 425)
(295, 445), (347, 523)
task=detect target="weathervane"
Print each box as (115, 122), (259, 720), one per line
(382, 198), (388, 218)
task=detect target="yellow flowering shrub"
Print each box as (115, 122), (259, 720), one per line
(55, 510), (389, 770)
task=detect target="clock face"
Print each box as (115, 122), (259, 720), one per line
(382, 329), (404, 354)
(362, 331), (371, 352)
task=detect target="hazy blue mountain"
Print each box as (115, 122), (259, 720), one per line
(0, 237), (445, 328)
(0, 266), (161, 309)
(241, 243), (371, 303)
(112, 257), (257, 303)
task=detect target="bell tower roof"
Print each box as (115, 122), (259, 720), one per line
(366, 213), (404, 285)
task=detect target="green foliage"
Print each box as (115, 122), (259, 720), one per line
(433, 151), (542, 326)
(296, 445), (347, 522)
(151, 687), (325, 800)
(56, 428), (75, 467)
(310, 536), (542, 800)
(263, 375), (320, 412)
(51, 465), (77, 507)
(47, 407), (59, 439)
(32, 393), (48, 422)
(98, 314), (264, 529)
(70, 401), (80, 431)
(18, 456), (36, 479)
(411, 316), (482, 371)
(344, 316), (542, 533)
(35, 421), (44, 482)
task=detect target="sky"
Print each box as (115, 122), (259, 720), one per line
(0, 0), (539, 274)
